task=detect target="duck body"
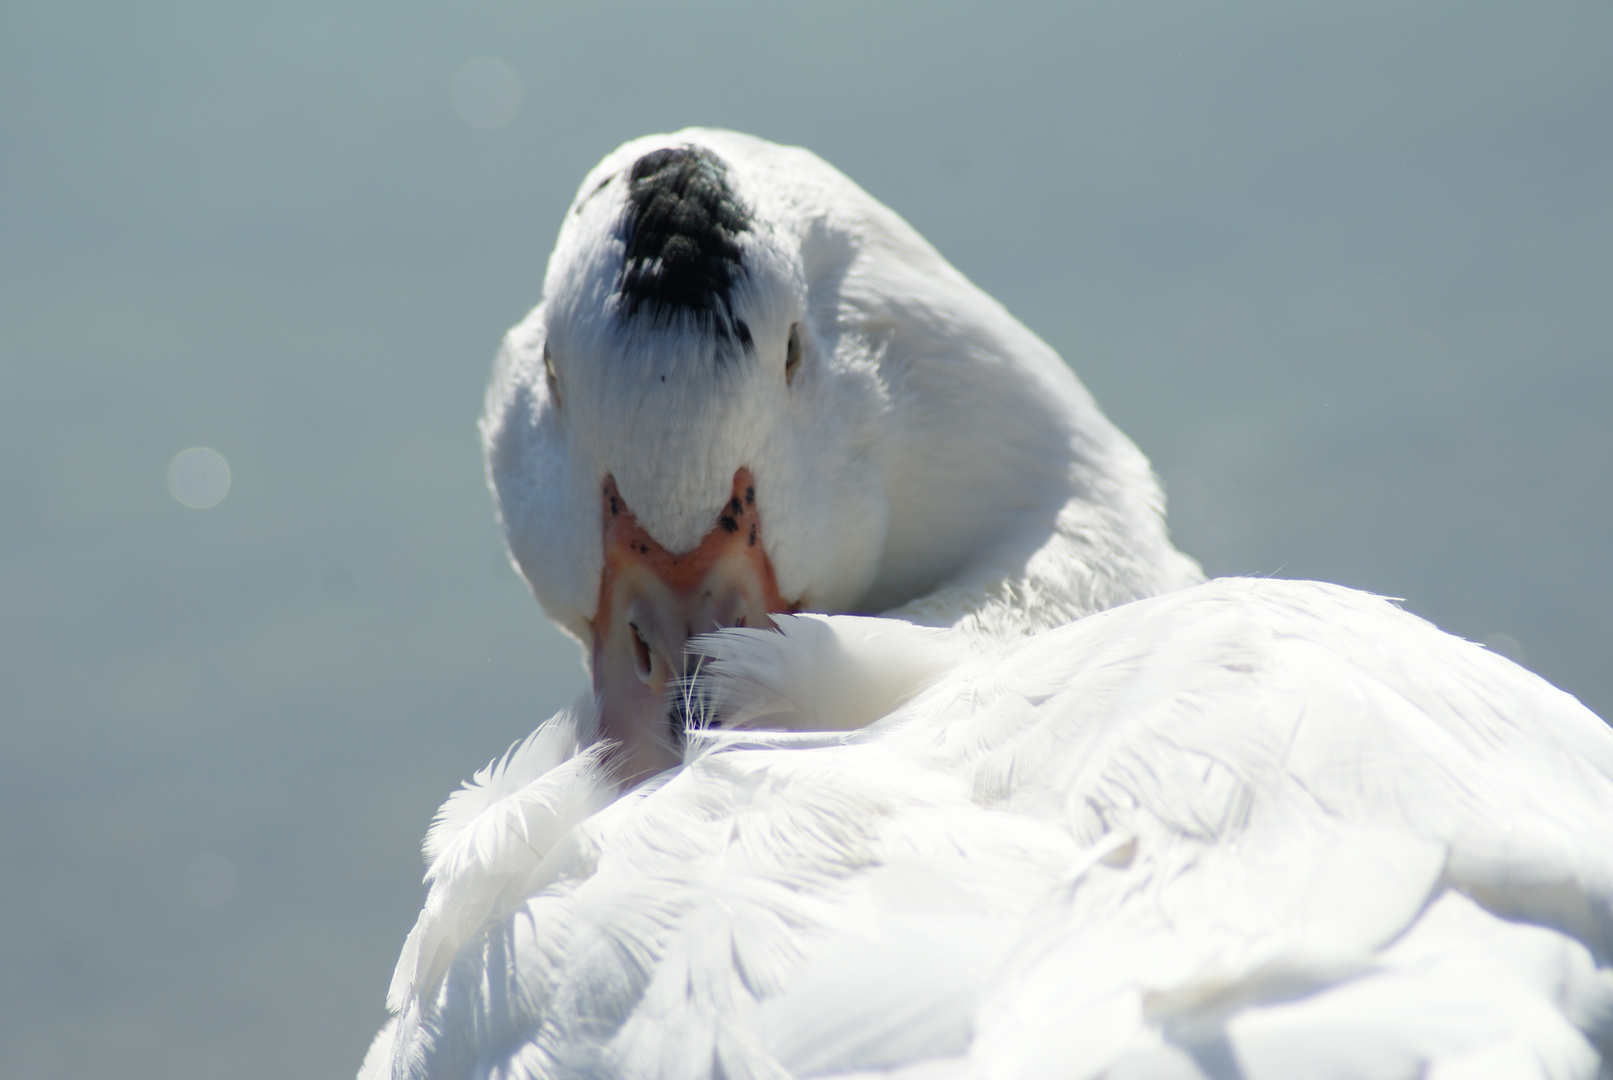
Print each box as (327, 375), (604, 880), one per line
(362, 131), (1613, 1079)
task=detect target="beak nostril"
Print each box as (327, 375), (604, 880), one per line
(629, 622), (654, 682)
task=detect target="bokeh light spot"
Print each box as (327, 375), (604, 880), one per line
(167, 447), (231, 509)
(450, 57), (522, 129)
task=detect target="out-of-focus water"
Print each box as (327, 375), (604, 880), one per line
(2, 3), (1608, 1076)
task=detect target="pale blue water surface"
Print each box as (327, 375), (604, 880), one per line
(2, 3), (1609, 1077)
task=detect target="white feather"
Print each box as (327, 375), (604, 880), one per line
(386, 699), (616, 1013)
(373, 581), (1613, 1079)
(682, 614), (972, 734)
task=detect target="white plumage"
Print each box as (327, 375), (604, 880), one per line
(362, 131), (1613, 1079)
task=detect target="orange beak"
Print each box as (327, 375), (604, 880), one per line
(590, 467), (795, 785)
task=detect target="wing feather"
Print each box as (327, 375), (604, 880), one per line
(376, 579), (1613, 1079)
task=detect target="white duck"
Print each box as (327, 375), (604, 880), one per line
(361, 130), (1613, 1080)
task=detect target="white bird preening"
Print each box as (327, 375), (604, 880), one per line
(362, 130), (1613, 1080)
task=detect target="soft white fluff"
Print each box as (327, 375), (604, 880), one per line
(385, 700), (615, 1014)
(681, 615), (973, 734)
(368, 581), (1613, 1079)
(363, 131), (1613, 1079)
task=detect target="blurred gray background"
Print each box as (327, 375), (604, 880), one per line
(2, 2), (1609, 1077)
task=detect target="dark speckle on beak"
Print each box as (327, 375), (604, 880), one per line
(745, 486), (754, 506)
(719, 515), (738, 534)
(748, 522), (756, 547)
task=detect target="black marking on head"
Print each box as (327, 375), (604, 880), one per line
(615, 145), (754, 354)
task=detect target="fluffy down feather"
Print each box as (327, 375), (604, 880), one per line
(385, 701), (616, 1014)
(366, 579), (1613, 1079)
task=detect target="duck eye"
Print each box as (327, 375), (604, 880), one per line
(785, 324), (802, 385)
(544, 343), (561, 407)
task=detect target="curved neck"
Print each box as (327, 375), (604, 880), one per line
(845, 284), (1201, 639)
